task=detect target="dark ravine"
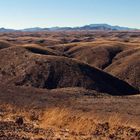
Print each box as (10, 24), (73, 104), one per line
(101, 48), (123, 69)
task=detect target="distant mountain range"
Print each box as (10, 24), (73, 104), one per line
(0, 28), (15, 32)
(0, 24), (138, 32)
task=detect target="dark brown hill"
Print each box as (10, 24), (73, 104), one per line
(50, 41), (140, 91)
(0, 40), (11, 49)
(105, 48), (140, 90)
(50, 42), (129, 69)
(21, 44), (67, 56)
(0, 46), (138, 95)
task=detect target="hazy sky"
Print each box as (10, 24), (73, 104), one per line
(0, 0), (140, 29)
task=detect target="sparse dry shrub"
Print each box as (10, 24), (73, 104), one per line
(40, 107), (101, 133)
(0, 103), (43, 125)
(39, 107), (140, 135)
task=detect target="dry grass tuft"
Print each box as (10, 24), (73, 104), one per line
(39, 107), (140, 134)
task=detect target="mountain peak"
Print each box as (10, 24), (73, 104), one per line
(0, 24), (138, 32)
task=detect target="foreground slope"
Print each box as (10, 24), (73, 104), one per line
(0, 85), (140, 140)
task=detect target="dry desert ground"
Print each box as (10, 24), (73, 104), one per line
(0, 31), (140, 140)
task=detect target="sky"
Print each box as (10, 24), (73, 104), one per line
(0, 0), (140, 29)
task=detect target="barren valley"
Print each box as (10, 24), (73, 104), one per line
(0, 31), (140, 140)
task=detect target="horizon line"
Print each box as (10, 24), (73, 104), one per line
(0, 23), (139, 30)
